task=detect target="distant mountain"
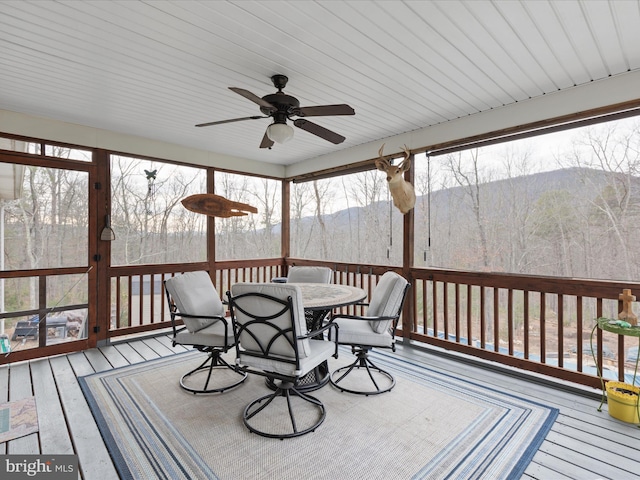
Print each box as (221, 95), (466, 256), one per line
(277, 167), (640, 243)
(289, 167), (634, 224)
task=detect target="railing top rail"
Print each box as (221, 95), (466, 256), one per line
(411, 266), (640, 299)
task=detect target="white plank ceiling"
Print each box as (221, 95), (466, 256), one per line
(1, 0), (640, 174)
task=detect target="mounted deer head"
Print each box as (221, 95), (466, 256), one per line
(375, 144), (416, 214)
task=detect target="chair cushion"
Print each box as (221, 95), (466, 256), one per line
(165, 271), (224, 333)
(231, 283), (311, 358)
(287, 266), (332, 284)
(367, 272), (408, 334)
(237, 337), (335, 377)
(333, 317), (394, 347)
(174, 320), (233, 347)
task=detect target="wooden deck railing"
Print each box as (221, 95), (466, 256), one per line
(107, 259), (285, 336)
(223, 259), (639, 389)
(6, 259), (637, 389)
(0, 267), (91, 364)
(407, 268), (639, 389)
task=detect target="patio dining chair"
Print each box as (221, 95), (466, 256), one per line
(227, 283), (339, 439)
(285, 265), (333, 330)
(328, 271), (410, 395)
(164, 271), (247, 394)
(286, 266), (333, 283)
(271, 265), (333, 284)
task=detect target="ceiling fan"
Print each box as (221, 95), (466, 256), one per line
(195, 75), (355, 149)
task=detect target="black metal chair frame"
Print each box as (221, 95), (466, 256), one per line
(227, 290), (338, 439)
(329, 282), (410, 396)
(164, 282), (247, 394)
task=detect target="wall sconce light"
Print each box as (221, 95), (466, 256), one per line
(100, 215), (116, 241)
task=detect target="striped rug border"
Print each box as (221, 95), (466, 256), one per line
(80, 350), (558, 479)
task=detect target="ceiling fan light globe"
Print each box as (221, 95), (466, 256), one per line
(266, 123), (294, 143)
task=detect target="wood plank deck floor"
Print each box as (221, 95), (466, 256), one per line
(2, 334), (640, 479)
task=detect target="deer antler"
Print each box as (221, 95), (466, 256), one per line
(377, 143), (391, 168)
(377, 143), (410, 165)
(399, 145), (410, 165)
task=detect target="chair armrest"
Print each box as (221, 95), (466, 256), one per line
(176, 312), (228, 333)
(304, 321), (337, 338)
(301, 322), (339, 358)
(352, 302), (370, 307)
(177, 312), (226, 321)
(329, 313), (397, 323)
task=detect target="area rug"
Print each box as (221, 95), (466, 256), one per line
(79, 351), (558, 480)
(0, 396), (38, 443)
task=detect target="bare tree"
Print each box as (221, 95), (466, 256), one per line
(290, 182), (315, 257)
(312, 180), (331, 259)
(345, 170), (390, 263)
(111, 156), (206, 265)
(442, 150), (492, 269)
(494, 145), (537, 273)
(247, 178), (280, 257)
(558, 121), (640, 280)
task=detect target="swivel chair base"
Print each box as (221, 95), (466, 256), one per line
(180, 349), (247, 394)
(243, 381), (326, 439)
(330, 348), (395, 395)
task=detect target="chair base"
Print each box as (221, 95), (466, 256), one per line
(265, 361), (330, 393)
(243, 381), (326, 439)
(329, 348), (395, 395)
(180, 349), (247, 394)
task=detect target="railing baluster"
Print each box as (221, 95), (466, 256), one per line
(576, 296), (583, 371)
(443, 281), (449, 341)
(524, 291), (529, 359)
(480, 286), (486, 349)
(138, 274), (143, 328)
(160, 273), (166, 322)
(466, 284), (472, 346)
(116, 276), (121, 329)
(540, 292), (546, 362)
(508, 288), (513, 356)
(432, 280), (438, 338)
(558, 294), (564, 368)
(493, 287), (499, 352)
(454, 283), (460, 342)
(420, 280), (427, 335)
(150, 273), (155, 324)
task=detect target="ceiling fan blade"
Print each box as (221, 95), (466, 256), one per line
(296, 104), (355, 117)
(195, 116), (267, 127)
(293, 119), (346, 144)
(229, 87), (276, 111)
(259, 130), (274, 149)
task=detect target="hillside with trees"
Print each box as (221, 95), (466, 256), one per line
(289, 166), (640, 282)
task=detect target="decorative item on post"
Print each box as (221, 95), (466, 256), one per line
(618, 289), (638, 326)
(100, 215), (116, 241)
(375, 144), (416, 214)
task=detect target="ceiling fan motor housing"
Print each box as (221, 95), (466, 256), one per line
(260, 92), (300, 118)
